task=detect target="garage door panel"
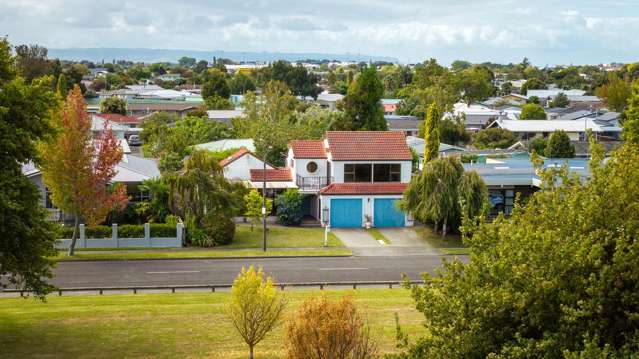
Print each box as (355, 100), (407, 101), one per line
(374, 198), (405, 227)
(330, 199), (362, 228)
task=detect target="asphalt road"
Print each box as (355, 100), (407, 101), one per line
(48, 255), (467, 288)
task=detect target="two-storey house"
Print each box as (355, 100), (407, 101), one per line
(282, 131), (414, 228)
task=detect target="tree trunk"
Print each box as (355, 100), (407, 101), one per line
(249, 345), (254, 359)
(442, 217), (448, 237)
(433, 221), (439, 235)
(68, 216), (80, 256)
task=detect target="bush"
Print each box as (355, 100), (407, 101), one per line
(529, 137), (548, 155)
(118, 225), (145, 238)
(58, 225), (112, 239)
(545, 130), (575, 158)
(275, 189), (304, 226)
(285, 295), (377, 359)
(472, 128), (517, 149)
(460, 154), (479, 163)
(151, 223), (177, 237)
(57, 224), (177, 239)
(520, 103), (546, 120)
(189, 214), (236, 247)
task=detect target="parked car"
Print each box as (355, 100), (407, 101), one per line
(128, 135), (142, 146)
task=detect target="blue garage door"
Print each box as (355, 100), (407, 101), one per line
(330, 199), (362, 228)
(374, 198), (405, 227)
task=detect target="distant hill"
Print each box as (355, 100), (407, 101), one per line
(48, 47), (397, 64)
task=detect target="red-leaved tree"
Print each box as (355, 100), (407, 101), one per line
(41, 85), (128, 255)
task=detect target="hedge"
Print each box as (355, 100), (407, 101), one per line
(57, 224), (177, 239)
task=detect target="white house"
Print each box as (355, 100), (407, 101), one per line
(253, 131), (414, 228)
(219, 147), (273, 182)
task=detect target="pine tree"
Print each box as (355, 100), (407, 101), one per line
(342, 66), (387, 130)
(56, 73), (68, 98)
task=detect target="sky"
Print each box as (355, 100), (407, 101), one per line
(2, 0), (639, 65)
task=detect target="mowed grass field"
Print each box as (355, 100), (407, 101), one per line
(0, 289), (426, 358)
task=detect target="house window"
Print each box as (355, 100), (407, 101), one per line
(373, 164), (401, 182)
(344, 164), (372, 182)
(306, 161), (318, 174)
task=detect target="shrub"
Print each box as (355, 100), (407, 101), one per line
(164, 215), (179, 227)
(275, 189), (304, 226)
(150, 223), (177, 237)
(472, 128), (517, 149)
(460, 154), (479, 163)
(190, 213), (236, 247)
(545, 130), (575, 158)
(118, 225), (145, 238)
(285, 295), (377, 359)
(529, 137), (548, 155)
(59, 225), (112, 239)
(520, 103), (546, 120)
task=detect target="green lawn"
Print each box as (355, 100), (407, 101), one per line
(415, 226), (469, 255)
(0, 289), (426, 358)
(229, 225), (343, 248)
(53, 225), (349, 261)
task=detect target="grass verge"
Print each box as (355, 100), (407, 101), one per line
(415, 226), (469, 255)
(368, 228), (390, 245)
(229, 225), (343, 248)
(52, 248), (352, 261)
(0, 289), (424, 358)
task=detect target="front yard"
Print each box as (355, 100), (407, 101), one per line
(415, 226), (469, 254)
(53, 225), (349, 261)
(0, 289), (425, 358)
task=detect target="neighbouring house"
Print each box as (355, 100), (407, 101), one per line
(206, 109), (246, 126)
(219, 147), (274, 182)
(566, 95), (604, 110)
(464, 153), (591, 216)
(154, 73), (182, 82)
(382, 99), (401, 115)
(385, 115), (421, 137)
(126, 103), (198, 118)
(23, 154), (161, 223)
(93, 113), (141, 129)
(445, 103), (515, 131)
(488, 116), (622, 141)
(194, 138), (255, 152)
(406, 136), (466, 162)
(315, 93), (344, 111)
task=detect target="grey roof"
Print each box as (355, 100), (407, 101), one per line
(194, 139), (255, 152)
(406, 136), (466, 156)
(558, 110), (592, 121)
(464, 114), (498, 126)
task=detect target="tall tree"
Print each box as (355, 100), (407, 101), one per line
(342, 66), (387, 130)
(623, 81), (639, 144)
(100, 96), (127, 115)
(201, 68), (232, 109)
(520, 77), (546, 95)
(56, 73), (68, 98)
(545, 130), (575, 158)
(41, 86), (128, 256)
(422, 103), (441, 163)
(520, 103), (547, 120)
(457, 66), (495, 105)
(0, 38), (58, 297)
(14, 44), (50, 82)
(596, 73), (631, 112)
(400, 142), (639, 358)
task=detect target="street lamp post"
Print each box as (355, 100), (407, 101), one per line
(322, 207), (330, 247)
(262, 145), (272, 252)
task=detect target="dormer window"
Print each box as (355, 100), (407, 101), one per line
(306, 161), (318, 173)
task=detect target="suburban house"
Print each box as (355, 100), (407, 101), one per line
(206, 109), (246, 126)
(253, 131), (414, 228)
(489, 115), (622, 141)
(406, 136), (466, 162)
(126, 103), (198, 118)
(93, 113), (141, 129)
(315, 93), (344, 111)
(219, 147), (273, 182)
(385, 115), (421, 137)
(445, 102), (518, 131)
(382, 99), (401, 115)
(23, 154), (161, 222)
(194, 138), (255, 152)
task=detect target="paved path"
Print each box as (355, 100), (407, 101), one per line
(332, 229), (382, 248)
(379, 228), (440, 254)
(38, 255), (468, 288)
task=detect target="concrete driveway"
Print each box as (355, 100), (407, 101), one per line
(333, 228), (441, 256)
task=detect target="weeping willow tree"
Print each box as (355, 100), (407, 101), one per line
(400, 156), (487, 236)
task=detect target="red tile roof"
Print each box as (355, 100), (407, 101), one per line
(289, 140), (327, 159)
(319, 182), (408, 195)
(325, 131), (412, 161)
(219, 147), (250, 167)
(95, 113), (141, 125)
(250, 168), (292, 182)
